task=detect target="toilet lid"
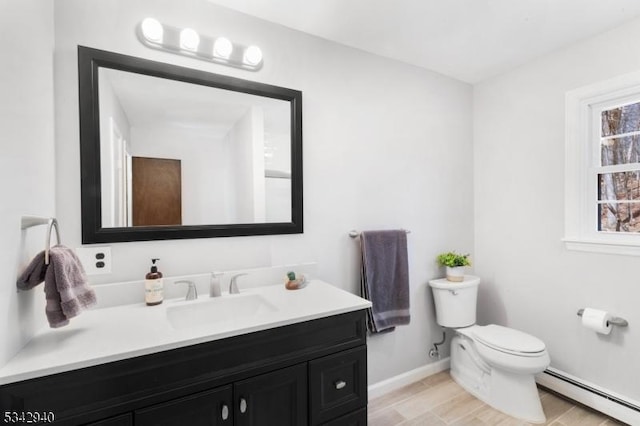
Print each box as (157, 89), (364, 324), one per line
(472, 325), (546, 354)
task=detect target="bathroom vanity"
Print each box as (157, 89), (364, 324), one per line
(0, 281), (370, 425)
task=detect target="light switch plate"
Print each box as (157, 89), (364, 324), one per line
(76, 246), (112, 275)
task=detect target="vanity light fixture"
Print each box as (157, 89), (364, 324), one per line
(213, 37), (233, 59)
(140, 17), (163, 43)
(136, 18), (264, 71)
(180, 28), (200, 52)
(244, 45), (263, 66)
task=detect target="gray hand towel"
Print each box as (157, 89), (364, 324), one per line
(17, 245), (97, 328)
(17, 250), (48, 291)
(360, 230), (410, 333)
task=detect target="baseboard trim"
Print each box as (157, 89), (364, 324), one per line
(537, 368), (640, 425)
(368, 357), (450, 401)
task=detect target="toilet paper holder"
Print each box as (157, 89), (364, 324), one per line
(577, 309), (628, 327)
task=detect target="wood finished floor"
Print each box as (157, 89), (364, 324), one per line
(368, 371), (628, 426)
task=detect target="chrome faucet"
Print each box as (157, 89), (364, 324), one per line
(175, 280), (198, 301)
(210, 272), (223, 298)
(229, 273), (248, 294)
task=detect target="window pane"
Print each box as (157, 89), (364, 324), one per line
(601, 102), (640, 137)
(599, 202), (640, 232)
(598, 171), (640, 200)
(600, 136), (640, 166)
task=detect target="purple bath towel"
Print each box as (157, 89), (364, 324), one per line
(360, 230), (410, 333)
(17, 245), (97, 328)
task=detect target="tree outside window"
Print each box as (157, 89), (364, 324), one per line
(598, 102), (640, 233)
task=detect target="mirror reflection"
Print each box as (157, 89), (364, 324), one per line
(98, 68), (292, 228)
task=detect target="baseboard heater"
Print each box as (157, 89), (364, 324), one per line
(538, 368), (640, 425)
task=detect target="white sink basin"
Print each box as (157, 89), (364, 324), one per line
(166, 294), (278, 330)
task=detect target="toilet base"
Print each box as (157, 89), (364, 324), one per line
(450, 335), (546, 424)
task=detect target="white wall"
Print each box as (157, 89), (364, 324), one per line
(99, 72), (131, 227)
(0, 0), (55, 365)
(229, 107), (266, 223)
(265, 177), (291, 222)
(474, 18), (640, 401)
(264, 132), (292, 222)
(52, 0), (473, 384)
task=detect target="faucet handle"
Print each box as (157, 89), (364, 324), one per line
(229, 273), (248, 294)
(175, 280), (198, 301)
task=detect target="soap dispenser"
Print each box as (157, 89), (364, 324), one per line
(145, 258), (164, 306)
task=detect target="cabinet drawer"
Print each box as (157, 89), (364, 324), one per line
(321, 408), (366, 426)
(309, 346), (367, 425)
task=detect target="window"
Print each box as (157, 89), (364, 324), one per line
(565, 71), (640, 255)
(597, 102), (640, 233)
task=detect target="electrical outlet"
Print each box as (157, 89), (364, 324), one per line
(76, 246), (112, 275)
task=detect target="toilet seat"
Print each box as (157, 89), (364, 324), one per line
(460, 325), (546, 357)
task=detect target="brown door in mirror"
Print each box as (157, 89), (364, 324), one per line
(132, 157), (182, 226)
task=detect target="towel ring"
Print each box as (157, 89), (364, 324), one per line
(21, 216), (61, 265)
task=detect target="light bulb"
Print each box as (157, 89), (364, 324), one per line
(243, 45), (263, 66)
(213, 37), (233, 59)
(180, 28), (200, 51)
(141, 18), (163, 43)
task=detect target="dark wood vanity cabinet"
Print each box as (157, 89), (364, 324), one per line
(309, 346), (367, 425)
(133, 364), (307, 426)
(134, 385), (233, 426)
(85, 414), (133, 426)
(233, 364), (307, 426)
(0, 310), (367, 426)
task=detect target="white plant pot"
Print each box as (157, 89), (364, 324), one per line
(446, 266), (465, 282)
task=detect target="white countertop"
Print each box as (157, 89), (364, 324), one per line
(0, 280), (371, 385)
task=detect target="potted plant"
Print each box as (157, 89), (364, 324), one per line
(436, 251), (471, 282)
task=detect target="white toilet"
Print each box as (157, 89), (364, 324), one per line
(429, 275), (550, 423)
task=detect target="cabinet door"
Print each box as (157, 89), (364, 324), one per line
(135, 385), (233, 426)
(234, 364), (307, 426)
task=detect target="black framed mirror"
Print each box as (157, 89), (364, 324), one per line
(78, 46), (302, 243)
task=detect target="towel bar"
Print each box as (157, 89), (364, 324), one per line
(576, 308), (628, 327)
(21, 216), (61, 265)
(349, 229), (410, 238)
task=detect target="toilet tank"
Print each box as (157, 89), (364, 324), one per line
(428, 276), (480, 327)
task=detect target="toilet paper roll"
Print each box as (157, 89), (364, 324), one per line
(581, 308), (612, 335)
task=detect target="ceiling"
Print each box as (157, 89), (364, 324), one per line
(207, 0), (640, 83)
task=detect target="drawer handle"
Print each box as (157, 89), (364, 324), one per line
(335, 380), (347, 390)
(221, 404), (229, 420)
(239, 397), (247, 414)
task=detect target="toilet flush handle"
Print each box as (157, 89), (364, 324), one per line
(449, 290), (458, 295)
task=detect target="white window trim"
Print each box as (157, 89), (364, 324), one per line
(565, 70), (640, 256)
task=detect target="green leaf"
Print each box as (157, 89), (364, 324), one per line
(436, 251), (471, 267)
